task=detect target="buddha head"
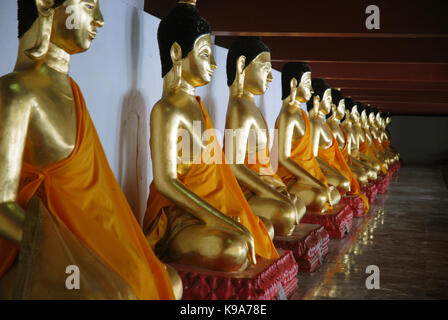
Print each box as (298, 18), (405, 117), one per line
(327, 88), (345, 120)
(17, 0), (104, 61)
(227, 36), (272, 95)
(158, 1), (216, 88)
(281, 62), (313, 104)
(306, 92), (321, 118)
(350, 101), (361, 124)
(311, 78), (332, 116)
(366, 106), (377, 127)
(358, 103), (370, 128)
(342, 97), (355, 124)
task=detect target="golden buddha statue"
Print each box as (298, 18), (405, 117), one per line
(0, 0), (179, 299)
(378, 112), (400, 163)
(326, 89), (370, 186)
(307, 78), (352, 196)
(143, 1), (278, 273)
(224, 37), (302, 237)
(274, 62), (339, 214)
(354, 103), (389, 175)
(339, 98), (378, 181)
(367, 106), (392, 166)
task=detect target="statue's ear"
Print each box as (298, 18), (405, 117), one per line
(236, 55), (246, 75)
(25, 0), (55, 60)
(170, 42), (183, 65)
(290, 77), (298, 90)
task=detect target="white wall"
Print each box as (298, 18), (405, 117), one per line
(0, 0), (305, 224)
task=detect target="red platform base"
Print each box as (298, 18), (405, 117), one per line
(171, 250), (298, 300)
(273, 224), (330, 272)
(362, 182), (378, 204)
(340, 195), (366, 217)
(376, 174), (392, 194)
(300, 203), (354, 239)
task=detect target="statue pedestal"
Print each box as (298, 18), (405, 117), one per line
(362, 182), (378, 204)
(274, 224), (329, 272)
(171, 249), (298, 300)
(340, 195), (366, 217)
(300, 203), (354, 239)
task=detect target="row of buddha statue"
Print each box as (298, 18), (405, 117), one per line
(0, 0), (399, 299)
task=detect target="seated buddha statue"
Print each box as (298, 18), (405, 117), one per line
(378, 112), (400, 163)
(339, 98), (378, 181)
(224, 37), (303, 237)
(355, 103), (389, 175)
(307, 78), (352, 196)
(0, 0), (178, 299)
(366, 106), (393, 166)
(326, 89), (370, 186)
(274, 62), (339, 214)
(143, 1), (278, 273)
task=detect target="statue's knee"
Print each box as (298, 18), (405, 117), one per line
(331, 188), (341, 205)
(315, 190), (328, 210)
(295, 197), (306, 221)
(340, 178), (351, 193)
(271, 202), (296, 236)
(258, 215), (275, 240)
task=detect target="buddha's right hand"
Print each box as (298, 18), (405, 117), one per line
(0, 202), (25, 245)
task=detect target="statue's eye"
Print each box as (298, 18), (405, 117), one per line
(84, 4), (95, 10)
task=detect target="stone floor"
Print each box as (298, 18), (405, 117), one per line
(291, 166), (448, 300)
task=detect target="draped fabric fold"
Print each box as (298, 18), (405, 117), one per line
(0, 79), (174, 300)
(318, 125), (369, 214)
(144, 97), (278, 261)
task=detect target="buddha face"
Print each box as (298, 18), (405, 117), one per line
(336, 99), (346, 120)
(351, 106), (360, 123)
(297, 72), (313, 102)
(51, 0), (104, 54)
(319, 88), (332, 115)
(361, 110), (368, 126)
(368, 113), (376, 126)
(181, 34), (217, 87)
(244, 52), (273, 95)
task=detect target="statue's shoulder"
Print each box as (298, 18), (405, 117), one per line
(151, 92), (202, 121)
(0, 71), (39, 107)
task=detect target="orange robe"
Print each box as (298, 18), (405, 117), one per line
(0, 79), (174, 300)
(144, 97), (278, 261)
(318, 125), (369, 214)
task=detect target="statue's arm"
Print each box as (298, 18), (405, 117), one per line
(276, 114), (327, 190)
(150, 105), (255, 262)
(0, 82), (32, 245)
(225, 111), (290, 202)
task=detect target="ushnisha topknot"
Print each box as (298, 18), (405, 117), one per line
(226, 36), (270, 87)
(281, 62), (312, 100)
(158, 3), (211, 77)
(17, 0), (65, 38)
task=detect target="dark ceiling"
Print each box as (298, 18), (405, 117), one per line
(144, 0), (448, 115)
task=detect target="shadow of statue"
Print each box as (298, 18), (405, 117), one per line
(118, 7), (149, 226)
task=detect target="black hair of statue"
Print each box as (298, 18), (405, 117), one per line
(281, 62), (312, 100)
(158, 4), (211, 77)
(226, 36), (270, 87)
(18, 0), (66, 38)
(345, 97), (355, 111)
(311, 78), (331, 99)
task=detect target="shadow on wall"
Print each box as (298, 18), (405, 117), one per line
(118, 7), (148, 226)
